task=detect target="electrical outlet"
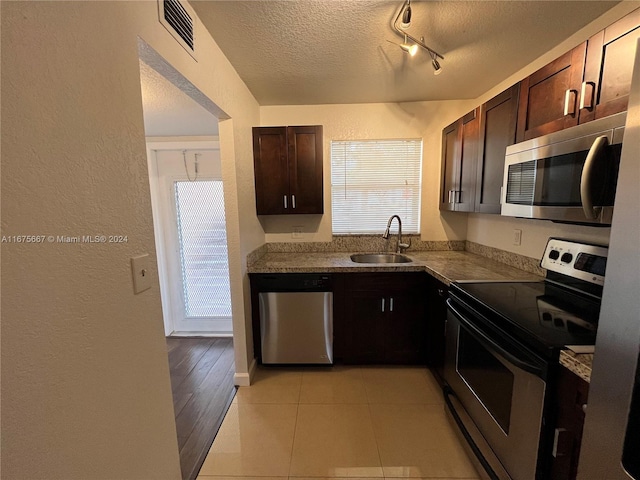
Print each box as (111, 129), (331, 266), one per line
(513, 229), (522, 246)
(292, 226), (304, 239)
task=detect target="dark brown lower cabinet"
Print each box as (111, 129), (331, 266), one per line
(334, 272), (428, 364)
(426, 278), (448, 383)
(550, 365), (590, 480)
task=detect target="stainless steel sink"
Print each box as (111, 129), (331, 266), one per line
(350, 253), (413, 264)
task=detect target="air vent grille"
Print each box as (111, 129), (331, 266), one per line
(506, 161), (536, 205)
(163, 0), (194, 50)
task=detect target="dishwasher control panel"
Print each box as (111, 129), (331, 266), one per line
(252, 273), (333, 292)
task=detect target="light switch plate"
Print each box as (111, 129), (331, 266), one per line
(131, 254), (151, 294)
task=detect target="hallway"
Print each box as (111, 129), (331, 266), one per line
(167, 337), (236, 480)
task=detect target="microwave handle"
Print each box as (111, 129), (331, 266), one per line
(581, 135), (608, 220)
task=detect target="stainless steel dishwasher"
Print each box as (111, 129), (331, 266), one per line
(255, 274), (333, 365)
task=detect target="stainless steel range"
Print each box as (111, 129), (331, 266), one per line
(444, 238), (608, 480)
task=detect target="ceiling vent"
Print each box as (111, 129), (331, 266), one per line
(158, 0), (197, 60)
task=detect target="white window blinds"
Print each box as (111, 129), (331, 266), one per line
(331, 139), (422, 234)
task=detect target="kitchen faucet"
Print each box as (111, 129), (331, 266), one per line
(382, 215), (411, 253)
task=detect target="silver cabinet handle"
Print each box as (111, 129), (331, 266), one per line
(381, 298), (385, 312)
(284, 195), (288, 209)
(292, 194), (296, 209)
(564, 89), (577, 116)
(580, 135), (608, 220)
(448, 190), (455, 203)
(552, 428), (568, 458)
(390, 297), (394, 312)
(580, 81), (595, 110)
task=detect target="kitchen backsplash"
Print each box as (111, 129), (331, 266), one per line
(465, 241), (545, 276)
(247, 235), (544, 276)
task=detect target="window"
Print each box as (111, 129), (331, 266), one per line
(331, 139), (422, 234)
(174, 180), (231, 319)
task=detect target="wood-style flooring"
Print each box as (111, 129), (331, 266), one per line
(167, 337), (236, 480)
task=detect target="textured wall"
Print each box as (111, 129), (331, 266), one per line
(1, 0), (262, 477)
(260, 2), (639, 258)
(260, 100), (474, 243)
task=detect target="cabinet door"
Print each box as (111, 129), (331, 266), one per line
(384, 291), (427, 364)
(426, 280), (448, 383)
(440, 119), (461, 211)
(580, 8), (640, 124)
(343, 291), (386, 364)
(253, 127), (289, 214)
(516, 43), (587, 142)
(476, 84), (520, 214)
(288, 125), (324, 214)
(457, 109), (479, 212)
(339, 273), (427, 364)
(550, 366), (590, 480)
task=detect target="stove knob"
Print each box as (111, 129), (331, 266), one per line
(561, 253), (574, 263)
(549, 250), (560, 260)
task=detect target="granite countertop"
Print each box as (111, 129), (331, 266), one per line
(560, 350), (594, 383)
(248, 247), (596, 381)
(248, 250), (542, 285)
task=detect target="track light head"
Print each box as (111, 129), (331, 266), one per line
(400, 43), (418, 56)
(432, 57), (443, 75)
(400, 0), (412, 29)
(400, 34), (418, 56)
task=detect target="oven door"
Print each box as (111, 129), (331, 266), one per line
(444, 298), (548, 480)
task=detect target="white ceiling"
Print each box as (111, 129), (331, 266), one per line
(190, 0), (619, 105)
(139, 61), (219, 136)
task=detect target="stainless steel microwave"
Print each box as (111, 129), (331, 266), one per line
(501, 112), (626, 225)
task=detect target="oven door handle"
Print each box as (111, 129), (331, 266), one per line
(447, 299), (544, 376)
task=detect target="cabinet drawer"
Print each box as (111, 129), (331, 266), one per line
(345, 272), (425, 292)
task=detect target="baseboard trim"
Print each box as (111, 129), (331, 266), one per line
(233, 358), (257, 386)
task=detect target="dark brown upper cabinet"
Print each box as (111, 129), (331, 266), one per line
(439, 109), (479, 212)
(579, 8), (640, 124)
(252, 125), (324, 215)
(516, 43), (587, 142)
(475, 84), (520, 214)
(517, 8), (640, 142)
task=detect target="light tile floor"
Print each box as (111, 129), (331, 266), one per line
(197, 366), (479, 480)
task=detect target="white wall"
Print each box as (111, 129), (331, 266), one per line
(260, 2), (639, 259)
(1, 1), (262, 477)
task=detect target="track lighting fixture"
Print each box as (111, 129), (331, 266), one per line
(400, 0), (412, 29)
(430, 52), (443, 75)
(391, 0), (444, 71)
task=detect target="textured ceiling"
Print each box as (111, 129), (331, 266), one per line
(139, 61), (219, 136)
(191, 0), (619, 105)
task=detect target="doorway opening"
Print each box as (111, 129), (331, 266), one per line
(138, 49), (236, 480)
(149, 144), (233, 336)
